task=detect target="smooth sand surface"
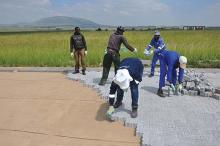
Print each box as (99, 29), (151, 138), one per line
(0, 72), (140, 146)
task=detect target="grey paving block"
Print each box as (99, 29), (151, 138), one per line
(211, 94), (220, 100)
(66, 69), (220, 146)
(215, 88), (220, 94)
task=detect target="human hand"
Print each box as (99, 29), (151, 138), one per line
(176, 83), (183, 91)
(106, 106), (115, 117)
(144, 49), (151, 56)
(85, 51), (88, 55)
(133, 48), (137, 53)
(70, 52), (74, 57)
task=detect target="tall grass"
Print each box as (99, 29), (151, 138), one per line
(0, 30), (220, 67)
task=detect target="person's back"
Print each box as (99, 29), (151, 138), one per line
(162, 50), (180, 66)
(120, 58), (144, 82)
(107, 32), (124, 52)
(99, 26), (137, 86)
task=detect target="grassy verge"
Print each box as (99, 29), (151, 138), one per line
(0, 30), (220, 67)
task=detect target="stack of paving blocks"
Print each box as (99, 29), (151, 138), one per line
(181, 69), (220, 100)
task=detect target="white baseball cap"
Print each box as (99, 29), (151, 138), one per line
(179, 56), (187, 69)
(113, 69), (133, 90)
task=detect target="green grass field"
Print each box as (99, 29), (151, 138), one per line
(0, 30), (220, 67)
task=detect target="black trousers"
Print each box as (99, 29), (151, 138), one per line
(100, 52), (120, 80)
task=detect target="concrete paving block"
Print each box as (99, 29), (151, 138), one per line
(211, 94), (220, 100)
(215, 88), (220, 94)
(189, 90), (198, 96)
(66, 70), (220, 146)
(124, 119), (138, 128)
(205, 92), (213, 97)
(182, 89), (188, 95)
(200, 91), (206, 97)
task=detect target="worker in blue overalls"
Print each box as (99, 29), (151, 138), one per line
(157, 50), (187, 97)
(106, 58), (144, 118)
(145, 31), (167, 77)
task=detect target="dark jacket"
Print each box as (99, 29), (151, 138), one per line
(70, 32), (87, 52)
(107, 32), (135, 53)
(119, 58), (144, 82)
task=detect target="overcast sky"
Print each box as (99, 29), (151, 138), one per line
(0, 0), (220, 26)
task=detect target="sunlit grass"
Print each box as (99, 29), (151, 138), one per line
(0, 30), (220, 67)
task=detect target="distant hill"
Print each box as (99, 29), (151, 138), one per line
(29, 16), (100, 28)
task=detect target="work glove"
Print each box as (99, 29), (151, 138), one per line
(176, 83), (183, 92)
(144, 49), (153, 56)
(85, 51), (88, 55)
(104, 49), (107, 54)
(106, 106), (115, 117)
(70, 52), (74, 57)
(133, 48), (137, 53)
(166, 81), (176, 93)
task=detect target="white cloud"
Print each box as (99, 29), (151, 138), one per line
(0, 0), (219, 26)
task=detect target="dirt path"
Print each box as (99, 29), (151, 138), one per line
(0, 72), (140, 146)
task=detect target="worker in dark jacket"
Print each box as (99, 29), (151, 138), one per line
(158, 50), (187, 97)
(99, 26), (137, 85)
(70, 27), (87, 75)
(144, 31), (167, 77)
(106, 58), (144, 118)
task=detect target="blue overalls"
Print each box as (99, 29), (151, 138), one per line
(159, 50), (184, 89)
(146, 37), (167, 75)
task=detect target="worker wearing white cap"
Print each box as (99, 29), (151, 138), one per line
(158, 50), (187, 97)
(106, 58), (144, 118)
(144, 30), (167, 77)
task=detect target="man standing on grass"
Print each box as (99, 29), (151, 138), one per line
(144, 30), (167, 77)
(106, 58), (144, 118)
(70, 27), (87, 75)
(98, 26), (137, 86)
(157, 50), (187, 97)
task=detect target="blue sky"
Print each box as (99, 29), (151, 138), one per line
(0, 0), (219, 26)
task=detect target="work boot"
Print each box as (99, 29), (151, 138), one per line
(148, 73), (154, 78)
(157, 88), (165, 97)
(82, 69), (86, 75)
(98, 79), (107, 86)
(113, 101), (122, 108)
(99, 68), (109, 86)
(72, 70), (79, 74)
(131, 108), (138, 118)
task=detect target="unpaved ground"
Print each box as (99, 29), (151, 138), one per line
(0, 72), (140, 146)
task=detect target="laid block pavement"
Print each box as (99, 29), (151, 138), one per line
(67, 68), (220, 146)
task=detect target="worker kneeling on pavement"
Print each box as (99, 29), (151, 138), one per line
(158, 50), (187, 97)
(106, 58), (144, 118)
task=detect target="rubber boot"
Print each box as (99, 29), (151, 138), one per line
(157, 88), (165, 97)
(99, 68), (109, 86)
(148, 73), (154, 78)
(72, 69), (79, 74)
(113, 93), (123, 108)
(82, 69), (86, 75)
(131, 108), (138, 118)
(114, 101), (122, 108)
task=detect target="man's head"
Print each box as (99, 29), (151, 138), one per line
(74, 27), (80, 33)
(179, 56), (187, 69)
(116, 26), (125, 35)
(154, 30), (160, 41)
(113, 69), (133, 91)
